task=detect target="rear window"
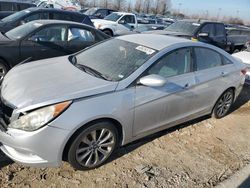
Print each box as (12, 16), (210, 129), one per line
(0, 2), (13, 11)
(195, 47), (222, 71)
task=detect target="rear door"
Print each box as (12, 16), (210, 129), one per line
(67, 26), (96, 53)
(192, 47), (235, 112)
(20, 24), (69, 61)
(133, 47), (197, 136)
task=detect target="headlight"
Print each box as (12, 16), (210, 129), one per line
(9, 101), (71, 131)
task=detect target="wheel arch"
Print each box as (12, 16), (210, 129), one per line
(62, 117), (123, 161)
(211, 86), (236, 114)
(101, 28), (114, 36)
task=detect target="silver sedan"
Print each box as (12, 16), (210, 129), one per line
(0, 34), (246, 170)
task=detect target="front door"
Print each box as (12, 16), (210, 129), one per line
(133, 47), (196, 137)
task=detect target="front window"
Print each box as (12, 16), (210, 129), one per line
(148, 48), (192, 78)
(104, 12), (122, 22)
(165, 21), (199, 35)
(5, 21), (43, 40)
(74, 39), (158, 81)
(84, 8), (98, 15)
(1, 9), (30, 22)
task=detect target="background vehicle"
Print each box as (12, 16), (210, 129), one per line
(147, 20), (250, 53)
(136, 24), (166, 33)
(0, 34), (245, 170)
(36, 0), (80, 10)
(0, 20), (109, 80)
(92, 12), (138, 36)
(0, 8), (93, 33)
(232, 48), (250, 84)
(84, 7), (117, 19)
(0, 0), (36, 19)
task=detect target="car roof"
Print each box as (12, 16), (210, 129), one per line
(30, 19), (90, 27)
(25, 7), (84, 15)
(117, 34), (191, 51)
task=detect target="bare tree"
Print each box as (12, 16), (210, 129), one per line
(143, 0), (151, 14)
(127, 0), (133, 12)
(113, 0), (127, 11)
(135, 0), (142, 13)
(100, 0), (109, 8)
(79, 0), (88, 7)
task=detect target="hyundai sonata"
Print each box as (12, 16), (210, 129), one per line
(0, 34), (246, 170)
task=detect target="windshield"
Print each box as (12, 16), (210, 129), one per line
(84, 8), (98, 15)
(104, 13), (122, 22)
(165, 21), (199, 35)
(5, 21), (43, 40)
(74, 39), (157, 81)
(1, 9), (30, 22)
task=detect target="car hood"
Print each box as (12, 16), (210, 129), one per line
(232, 51), (250, 65)
(1, 56), (118, 111)
(92, 19), (116, 26)
(0, 32), (12, 43)
(144, 30), (191, 37)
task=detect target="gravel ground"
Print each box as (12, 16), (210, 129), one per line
(0, 85), (249, 188)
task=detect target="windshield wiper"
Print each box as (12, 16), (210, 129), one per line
(76, 64), (112, 81)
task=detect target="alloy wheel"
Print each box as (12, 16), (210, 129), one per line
(215, 91), (233, 118)
(76, 128), (115, 168)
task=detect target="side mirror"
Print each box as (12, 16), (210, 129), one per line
(118, 20), (126, 24)
(139, 74), (166, 87)
(198, 32), (209, 37)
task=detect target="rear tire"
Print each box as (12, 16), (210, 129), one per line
(0, 60), (8, 82)
(102, 29), (113, 36)
(212, 89), (234, 119)
(67, 121), (118, 170)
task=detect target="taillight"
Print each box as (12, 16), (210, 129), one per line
(241, 68), (247, 75)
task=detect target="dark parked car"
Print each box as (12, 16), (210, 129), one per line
(147, 20), (249, 53)
(0, 20), (110, 81)
(84, 7), (117, 19)
(0, 0), (36, 19)
(0, 8), (94, 33)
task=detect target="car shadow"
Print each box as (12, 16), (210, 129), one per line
(108, 85), (250, 166)
(108, 114), (211, 165)
(0, 150), (13, 169)
(230, 84), (250, 113)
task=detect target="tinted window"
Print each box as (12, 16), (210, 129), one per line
(52, 13), (72, 21)
(120, 15), (135, 24)
(165, 21), (199, 35)
(200, 24), (214, 36)
(0, 2), (13, 11)
(215, 24), (225, 36)
(30, 26), (67, 42)
(195, 48), (222, 71)
(68, 28), (95, 42)
(148, 48), (192, 78)
(95, 9), (107, 18)
(223, 57), (233, 65)
(23, 13), (40, 22)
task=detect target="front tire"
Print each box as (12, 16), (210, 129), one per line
(68, 122), (118, 170)
(213, 89), (234, 119)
